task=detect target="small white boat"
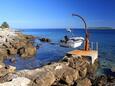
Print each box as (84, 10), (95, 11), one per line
(66, 28), (72, 32)
(60, 36), (84, 48)
(60, 28), (84, 48)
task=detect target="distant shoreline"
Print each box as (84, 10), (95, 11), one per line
(15, 28), (115, 30)
(88, 27), (114, 30)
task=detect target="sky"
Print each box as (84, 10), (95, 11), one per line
(0, 0), (115, 28)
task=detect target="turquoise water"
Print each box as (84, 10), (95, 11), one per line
(5, 29), (115, 75)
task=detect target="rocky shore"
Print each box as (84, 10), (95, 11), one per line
(0, 28), (37, 62)
(0, 28), (37, 81)
(0, 53), (114, 86)
(0, 55), (95, 86)
(0, 28), (114, 86)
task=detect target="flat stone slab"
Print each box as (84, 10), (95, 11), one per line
(67, 50), (98, 64)
(0, 77), (31, 86)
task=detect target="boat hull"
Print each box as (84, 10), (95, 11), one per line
(60, 40), (83, 48)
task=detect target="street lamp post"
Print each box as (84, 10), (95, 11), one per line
(72, 13), (90, 51)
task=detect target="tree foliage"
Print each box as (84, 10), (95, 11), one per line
(0, 22), (9, 29)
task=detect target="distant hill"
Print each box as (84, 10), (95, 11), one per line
(88, 27), (113, 29)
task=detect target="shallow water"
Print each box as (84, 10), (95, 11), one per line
(4, 29), (115, 74)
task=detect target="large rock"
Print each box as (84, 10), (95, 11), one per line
(63, 56), (89, 69)
(0, 65), (16, 83)
(39, 38), (51, 42)
(7, 48), (17, 55)
(79, 67), (87, 78)
(0, 63), (5, 69)
(0, 67), (8, 77)
(17, 43), (36, 58)
(63, 56), (89, 78)
(77, 78), (92, 86)
(0, 49), (8, 62)
(17, 33), (35, 41)
(32, 71), (55, 86)
(15, 41), (27, 49)
(60, 67), (79, 85)
(0, 77), (31, 86)
(16, 63), (65, 79)
(16, 62), (80, 86)
(16, 67), (56, 86)
(7, 65), (16, 73)
(0, 65), (16, 77)
(2, 43), (12, 48)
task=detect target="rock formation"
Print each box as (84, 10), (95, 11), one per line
(0, 52), (114, 86)
(0, 27), (37, 85)
(0, 28), (37, 62)
(7, 55), (98, 86)
(0, 77), (31, 86)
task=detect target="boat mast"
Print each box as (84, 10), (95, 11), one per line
(72, 13), (90, 51)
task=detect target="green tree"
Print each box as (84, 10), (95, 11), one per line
(1, 22), (9, 29)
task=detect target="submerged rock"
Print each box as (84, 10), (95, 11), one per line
(39, 38), (51, 42)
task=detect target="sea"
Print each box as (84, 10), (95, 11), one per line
(5, 29), (115, 76)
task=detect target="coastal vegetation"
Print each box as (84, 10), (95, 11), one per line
(0, 22), (9, 29)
